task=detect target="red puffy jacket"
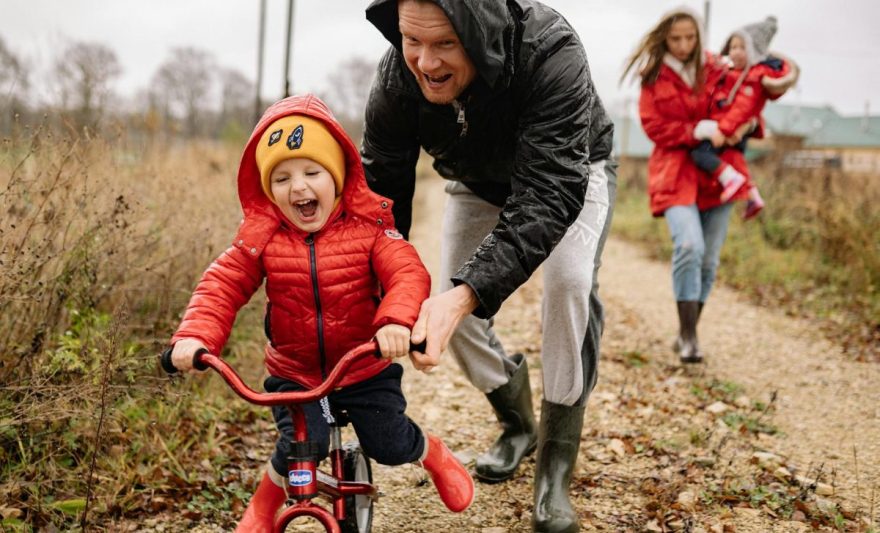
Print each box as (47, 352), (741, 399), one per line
(639, 54), (751, 216)
(172, 95), (431, 389)
(711, 58), (792, 139)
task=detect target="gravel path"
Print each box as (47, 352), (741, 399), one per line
(364, 173), (878, 532)
(126, 173), (878, 531)
(599, 234), (880, 514)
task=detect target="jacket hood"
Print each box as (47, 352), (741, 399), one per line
(234, 94), (394, 253)
(365, 0), (513, 90)
(662, 5), (707, 66)
(722, 16), (778, 66)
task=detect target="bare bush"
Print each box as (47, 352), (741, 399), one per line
(53, 41), (122, 131)
(321, 56), (376, 141)
(219, 68), (255, 141)
(0, 119), (242, 527)
(0, 35), (30, 133)
(151, 47), (217, 138)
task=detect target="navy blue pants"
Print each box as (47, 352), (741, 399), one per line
(264, 363), (425, 477)
(690, 139), (749, 175)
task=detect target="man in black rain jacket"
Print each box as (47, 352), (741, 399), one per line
(362, 1), (616, 530)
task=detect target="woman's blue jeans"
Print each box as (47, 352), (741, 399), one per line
(663, 203), (734, 302)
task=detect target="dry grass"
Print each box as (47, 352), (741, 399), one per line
(0, 121), (247, 528)
(2, 121), (876, 529)
(612, 156), (880, 361)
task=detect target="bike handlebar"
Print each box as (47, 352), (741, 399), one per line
(160, 340), (427, 406)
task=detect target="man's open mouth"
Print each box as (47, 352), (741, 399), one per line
(424, 73), (452, 86)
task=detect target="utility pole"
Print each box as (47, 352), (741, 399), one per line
(283, 0), (296, 97)
(704, 0), (711, 45)
(254, 0), (266, 123)
(620, 97), (631, 160)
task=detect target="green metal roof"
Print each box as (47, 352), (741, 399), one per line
(764, 103), (880, 148)
(804, 117), (880, 148)
(762, 103), (841, 138)
(611, 103), (880, 157)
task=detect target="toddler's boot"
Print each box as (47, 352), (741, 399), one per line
(717, 165), (747, 203)
(236, 469), (287, 533)
(743, 187), (765, 220)
(421, 433), (475, 512)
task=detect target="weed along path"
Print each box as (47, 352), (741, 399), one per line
(128, 172), (878, 531)
(598, 235), (880, 518)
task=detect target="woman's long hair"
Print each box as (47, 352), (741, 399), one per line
(621, 10), (704, 91)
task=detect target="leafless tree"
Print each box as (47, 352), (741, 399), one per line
(219, 67), (255, 138)
(321, 56), (376, 141)
(54, 40), (121, 130)
(0, 35), (30, 133)
(151, 47), (216, 138)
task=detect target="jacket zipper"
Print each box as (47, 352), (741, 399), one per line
(452, 99), (469, 137)
(305, 233), (328, 379)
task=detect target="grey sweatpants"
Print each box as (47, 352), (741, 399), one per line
(440, 161), (617, 407)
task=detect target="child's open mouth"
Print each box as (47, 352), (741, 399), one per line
(294, 199), (318, 219)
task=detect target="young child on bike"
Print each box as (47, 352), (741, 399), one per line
(167, 94), (474, 531)
(690, 15), (798, 219)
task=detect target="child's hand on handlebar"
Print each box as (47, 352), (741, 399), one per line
(375, 324), (412, 359)
(171, 338), (208, 373)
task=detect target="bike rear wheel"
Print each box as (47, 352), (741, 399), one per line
(339, 441), (373, 533)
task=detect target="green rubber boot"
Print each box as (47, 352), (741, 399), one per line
(532, 400), (585, 533)
(475, 353), (537, 483)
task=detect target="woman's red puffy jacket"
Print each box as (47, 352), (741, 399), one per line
(639, 54), (752, 216)
(172, 95), (430, 388)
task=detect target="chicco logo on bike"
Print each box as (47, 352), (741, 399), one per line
(289, 470), (313, 486)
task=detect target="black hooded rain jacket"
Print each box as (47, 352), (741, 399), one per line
(362, 0), (614, 318)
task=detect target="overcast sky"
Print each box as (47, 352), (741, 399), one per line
(3, 0), (879, 117)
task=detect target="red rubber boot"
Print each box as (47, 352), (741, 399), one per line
(235, 470), (287, 533)
(718, 165), (747, 203)
(422, 434), (475, 512)
(743, 186), (765, 220)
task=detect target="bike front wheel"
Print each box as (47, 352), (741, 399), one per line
(339, 441), (373, 533)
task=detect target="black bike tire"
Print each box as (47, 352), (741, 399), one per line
(339, 441), (374, 533)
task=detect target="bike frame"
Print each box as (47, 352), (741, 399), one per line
(193, 342), (381, 533)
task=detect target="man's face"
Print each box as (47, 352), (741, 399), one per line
(398, 0), (477, 104)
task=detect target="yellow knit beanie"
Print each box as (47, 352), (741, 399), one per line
(255, 115), (346, 202)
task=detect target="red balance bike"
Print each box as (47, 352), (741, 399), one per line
(161, 340), (420, 532)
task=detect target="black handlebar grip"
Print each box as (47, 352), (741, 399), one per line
(372, 340), (427, 357)
(161, 346), (211, 374)
(192, 348), (210, 371)
(410, 341), (427, 353)
(160, 347), (177, 375)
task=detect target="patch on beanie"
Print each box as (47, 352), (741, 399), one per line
(268, 129), (283, 146)
(287, 125), (304, 150)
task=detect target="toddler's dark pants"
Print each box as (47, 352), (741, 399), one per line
(690, 138), (749, 175)
(264, 362), (425, 478)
